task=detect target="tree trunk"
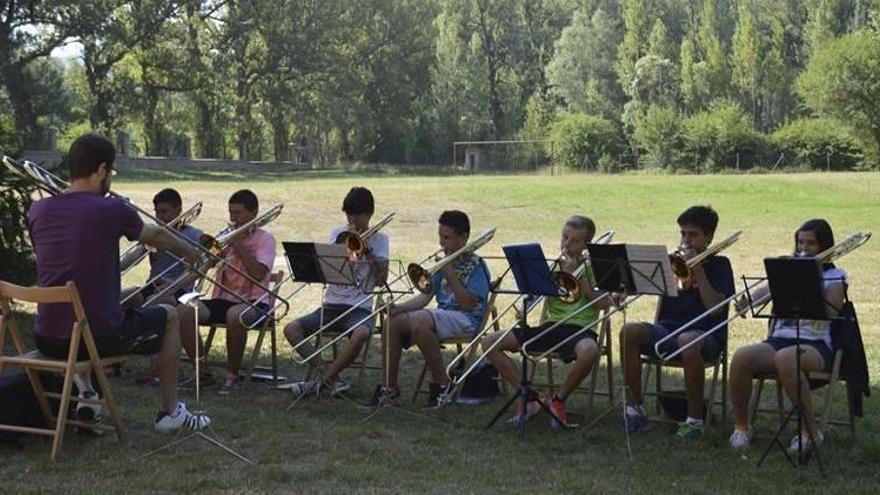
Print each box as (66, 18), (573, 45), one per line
(1, 61), (39, 150)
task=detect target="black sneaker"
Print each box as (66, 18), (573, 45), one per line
(364, 384), (400, 408)
(426, 382), (447, 408)
(75, 390), (105, 436)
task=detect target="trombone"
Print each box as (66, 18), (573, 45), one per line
(137, 204), (290, 324)
(655, 230), (872, 361)
(441, 230), (615, 395)
(4, 156), (290, 323)
(335, 211), (394, 258)
(669, 230), (741, 288)
(406, 228), (497, 294)
(120, 201), (204, 276)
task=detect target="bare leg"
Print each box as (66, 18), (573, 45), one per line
(482, 331), (523, 390)
(408, 311), (448, 386)
(284, 320), (324, 375)
(324, 326), (370, 381)
(155, 305), (181, 412)
(177, 302), (209, 365)
(729, 343), (777, 430)
(676, 331), (706, 419)
(558, 338), (599, 401)
(223, 304), (250, 383)
(774, 346), (824, 437)
(619, 322), (652, 406)
(386, 312), (412, 390)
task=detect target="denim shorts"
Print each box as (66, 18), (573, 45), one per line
(641, 321), (724, 361)
(765, 337), (834, 372)
(295, 304), (375, 337)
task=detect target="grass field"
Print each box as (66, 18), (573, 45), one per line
(2, 171), (880, 494)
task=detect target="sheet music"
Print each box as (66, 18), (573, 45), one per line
(313, 243), (356, 285)
(626, 244), (676, 296)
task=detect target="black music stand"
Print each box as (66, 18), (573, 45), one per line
(756, 257), (834, 474)
(587, 243), (672, 456)
(486, 243), (571, 432)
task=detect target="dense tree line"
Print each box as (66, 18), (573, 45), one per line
(2, 0), (880, 170)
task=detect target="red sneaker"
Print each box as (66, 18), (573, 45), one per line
(547, 396), (567, 429)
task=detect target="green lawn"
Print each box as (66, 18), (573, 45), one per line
(3, 171), (880, 494)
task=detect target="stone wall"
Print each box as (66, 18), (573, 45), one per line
(20, 150), (311, 173)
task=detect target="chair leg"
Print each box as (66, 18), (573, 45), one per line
(775, 382), (785, 427)
(246, 328), (267, 385)
(92, 362), (126, 445)
(50, 365), (76, 462)
(654, 363), (662, 415)
(546, 357), (555, 396)
(356, 329), (372, 388)
(270, 325), (278, 382)
(705, 360), (720, 432)
(204, 326), (217, 361)
(411, 364), (428, 404)
(721, 354), (728, 429)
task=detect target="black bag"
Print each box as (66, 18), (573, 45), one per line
(459, 362), (501, 399)
(0, 370), (64, 446)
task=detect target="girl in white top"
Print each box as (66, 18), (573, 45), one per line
(729, 219), (846, 453)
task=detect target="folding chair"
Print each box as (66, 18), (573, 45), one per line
(749, 310), (859, 439)
(410, 294), (500, 404)
(203, 271), (286, 384)
(0, 280), (129, 461)
(640, 331), (728, 433)
(528, 308), (615, 421)
(304, 295), (388, 388)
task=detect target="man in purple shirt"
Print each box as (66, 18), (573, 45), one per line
(28, 133), (210, 434)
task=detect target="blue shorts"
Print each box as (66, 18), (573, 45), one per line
(764, 337), (834, 372)
(295, 304), (375, 337)
(641, 322), (724, 362)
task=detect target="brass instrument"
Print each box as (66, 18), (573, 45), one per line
(120, 201), (204, 276)
(335, 211), (394, 258)
(669, 230), (742, 288)
(656, 231), (871, 361)
(406, 227), (497, 294)
(553, 230), (615, 304)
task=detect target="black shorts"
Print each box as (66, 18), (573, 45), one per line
(764, 337), (834, 372)
(513, 322), (597, 363)
(36, 307), (168, 360)
(140, 283), (187, 302)
(202, 298), (271, 326)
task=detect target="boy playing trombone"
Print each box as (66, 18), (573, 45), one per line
(482, 215), (616, 427)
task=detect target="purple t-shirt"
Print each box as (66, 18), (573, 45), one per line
(28, 192), (144, 338)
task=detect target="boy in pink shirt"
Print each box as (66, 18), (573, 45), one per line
(177, 189), (277, 394)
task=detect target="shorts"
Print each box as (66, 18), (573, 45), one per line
(641, 322), (724, 362)
(427, 308), (474, 341)
(295, 304), (375, 337)
(513, 322), (597, 363)
(36, 307), (168, 360)
(140, 283), (187, 303)
(764, 337), (834, 372)
(202, 298), (271, 326)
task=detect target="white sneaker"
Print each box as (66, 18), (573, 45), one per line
(787, 430), (824, 454)
(76, 390), (105, 435)
(154, 402), (211, 434)
(729, 428), (752, 449)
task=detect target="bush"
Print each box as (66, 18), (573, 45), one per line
(549, 113), (622, 170)
(632, 105), (687, 170)
(683, 100), (773, 171)
(772, 118), (865, 170)
(0, 169), (36, 285)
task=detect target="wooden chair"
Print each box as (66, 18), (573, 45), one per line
(203, 271), (286, 384)
(304, 295), (388, 388)
(0, 280), (129, 461)
(528, 308), (615, 421)
(641, 336), (728, 433)
(410, 294), (501, 404)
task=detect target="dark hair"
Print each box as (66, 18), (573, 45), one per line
(566, 215), (596, 241)
(796, 218), (835, 268)
(229, 189), (259, 212)
(341, 187), (375, 215)
(67, 133), (115, 179)
(677, 205), (719, 235)
(439, 210), (470, 236)
(153, 188), (182, 209)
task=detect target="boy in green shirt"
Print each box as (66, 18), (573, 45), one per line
(482, 215), (614, 427)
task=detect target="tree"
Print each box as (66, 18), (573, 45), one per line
(797, 31), (880, 166)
